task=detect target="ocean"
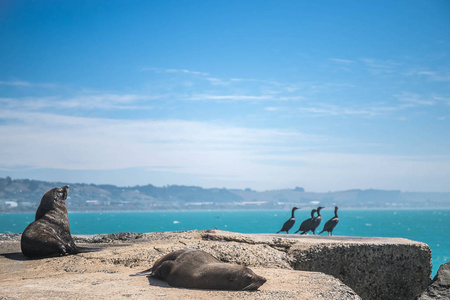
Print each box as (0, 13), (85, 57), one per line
(1, 209), (448, 277)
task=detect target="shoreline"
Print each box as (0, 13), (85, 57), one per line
(2, 207), (450, 214)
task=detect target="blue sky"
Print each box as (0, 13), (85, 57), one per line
(0, 0), (449, 192)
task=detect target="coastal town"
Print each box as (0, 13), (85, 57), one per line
(1, 177), (449, 212)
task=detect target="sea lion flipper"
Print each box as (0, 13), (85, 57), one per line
(130, 269), (153, 277)
(77, 246), (102, 253)
(130, 260), (175, 278)
(154, 260), (175, 280)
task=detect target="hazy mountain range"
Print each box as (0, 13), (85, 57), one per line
(0, 177), (448, 212)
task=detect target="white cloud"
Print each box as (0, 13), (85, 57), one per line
(206, 77), (231, 86)
(405, 69), (450, 82)
(0, 80), (58, 88)
(0, 110), (314, 171)
(189, 94), (275, 101)
(61, 94), (155, 110)
(0, 108), (449, 191)
(0, 96), (60, 110)
(395, 92), (436, 108)
(142, 67), (209, 76)
(165, 68), (209, 76)
(297, 104), (378, 117)
(0, 80), (33, 86)
(329, 58), (354, 64)
(0, 93), (156, 111)
(1, 109), (449, 191)
(433, 96), (450, 106)
(264, 106), (284, 112)
(360, 58), (400, 74)
(1, 69), (449, 191)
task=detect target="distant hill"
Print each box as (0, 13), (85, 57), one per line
(0, 176), (449, 212)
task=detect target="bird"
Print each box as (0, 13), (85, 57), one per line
(319, 206), (339, 236)
(295, 209), (316, 234)
(276, 207), (299, 234)
(310, 206), (325, 235)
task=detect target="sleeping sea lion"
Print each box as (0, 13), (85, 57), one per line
(131, 248), (267, 290)
(21, 185), (79, 258)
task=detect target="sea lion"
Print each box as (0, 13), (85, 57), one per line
(21, 185), (79, 258)
(131, 248), (267, 290)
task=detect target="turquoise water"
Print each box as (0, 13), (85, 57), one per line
(1, 209), (448, 276)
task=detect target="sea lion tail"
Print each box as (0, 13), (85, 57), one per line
(242, 276), (267, 291)
(77, 246), (103, 253)
(242, 281), (261, 291)
(242, 282), (258, 291)
(130, 269), (153, 277)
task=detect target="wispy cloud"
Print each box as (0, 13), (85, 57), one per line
(0, 93), (156, 111)
(433, 96), (450, 106)
(61, 93), (156, 110)
(293, 96), (443, 119)
(189, 94), (275, 101)
(360, 58), (401, 74)
(0, 80), (58, 88)
(329, 58), (354, 64)
(1, 75), (449, 191)
(395, 92), (436, 108)
(264, 106), (284, 112)
(298, 104), (376, 117)
(0, 80), (33, 86)
(0, 96), (60, 110)
(205, 77), (228, 86)
(141, 67), (209, 76)
(405, 69), (450, 82)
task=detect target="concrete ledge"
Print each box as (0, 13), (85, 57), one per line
(287, 236), (431, 300)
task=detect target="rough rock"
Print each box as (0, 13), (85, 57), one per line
(287, 236), (431, 300)
(0, 230), (432, 299)
(0, 231), (359, 299)
(199, 231), (431, 300)
(417, 262), (450, 300)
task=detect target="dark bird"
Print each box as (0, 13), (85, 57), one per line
(310, 206), (325, 235)
(295, 209), (316, 234)
(319, 206), (339, 236)
(276, 207), (299, 234)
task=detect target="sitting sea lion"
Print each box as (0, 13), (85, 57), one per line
(21, 185), (79, 258)
(131, 248), (267, 290)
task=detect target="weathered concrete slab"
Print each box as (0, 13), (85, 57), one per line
(286, 236), (431, 300)
(186, 231), (432, 300)
(0, 230), (431, 300)
(0, 232), (359, 300)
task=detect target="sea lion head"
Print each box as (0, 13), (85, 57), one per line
(222, 265), (267, 291)
(35, 185), (70, 220)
